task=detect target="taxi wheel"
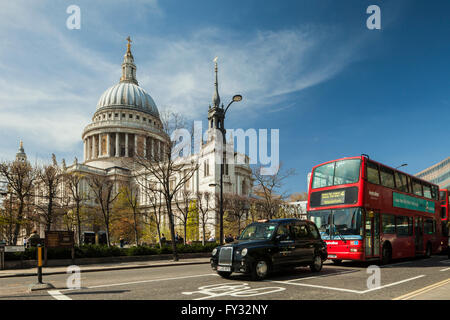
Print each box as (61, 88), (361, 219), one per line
(251, 259), (270, 281)
(217, 271), (232, 279)
(310, 254), (323, 272)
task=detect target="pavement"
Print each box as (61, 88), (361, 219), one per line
(0, 257), (211, 278)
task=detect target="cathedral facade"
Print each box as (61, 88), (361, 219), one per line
(59, 39), (252, 242)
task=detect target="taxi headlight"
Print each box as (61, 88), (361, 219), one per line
(212, 248), (218, 256)
(241, 248), (248, 256)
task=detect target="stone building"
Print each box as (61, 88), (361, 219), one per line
(57, 39), (252, 243)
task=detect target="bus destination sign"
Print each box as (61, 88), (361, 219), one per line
(320, 190), (346, 206)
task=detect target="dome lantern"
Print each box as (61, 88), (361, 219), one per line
(120, 36), (138, 86)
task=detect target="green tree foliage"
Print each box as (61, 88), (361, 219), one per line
(186, 199), (199, 242)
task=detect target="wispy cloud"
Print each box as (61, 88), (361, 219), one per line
(0, 1), (364, 162)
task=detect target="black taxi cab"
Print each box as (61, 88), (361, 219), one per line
(210, 218), (327, 280)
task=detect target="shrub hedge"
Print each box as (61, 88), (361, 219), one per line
(4, 242), (218, 261)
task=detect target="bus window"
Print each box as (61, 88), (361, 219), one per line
(366, 161), (380, 185)
(441, 207), (447, 220)
(396, 216), (412, 236)
(423, 183), (432, 199)
(406, 175), (412, 195)
(431, 186), (438, 200)
(380, 166), (395, 189)
(334, 159), (361, 185)
(312, 159), (361, 189)
(312, 162), (334, 188)
(412, 179), (423, 197)
(440, 191), (446, 201)
(424, 219), (434, 234)
(382, 214), (396, 234)
(395, 172), (409, 193)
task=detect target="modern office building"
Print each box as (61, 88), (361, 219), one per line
(416, 157), (450, 190)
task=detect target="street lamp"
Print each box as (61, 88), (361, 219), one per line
(217, 95), (243, 245)
(396, 163), (408, 170)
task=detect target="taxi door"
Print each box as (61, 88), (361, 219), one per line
(273, 223), (296, 266)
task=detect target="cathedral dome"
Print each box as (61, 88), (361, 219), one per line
(96, 82), (159, 118)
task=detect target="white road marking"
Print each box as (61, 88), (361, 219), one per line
(359, 275), (425, 293)
(182, 283), (286, 300)
(56, 273), (219, 292)
(276, 270), (358, 284)
(440, 267), (450, 272)
(268, 275), (425, 294)
(48, 290), (72, 300)
(269, 280), (361, 293)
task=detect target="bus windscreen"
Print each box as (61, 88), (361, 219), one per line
(312, 159), (361, 189)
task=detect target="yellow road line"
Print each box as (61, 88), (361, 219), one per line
(393, 278), (450, 300)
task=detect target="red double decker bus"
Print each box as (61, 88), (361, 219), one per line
(307, 155), (442, 264)
(439, 189), (449, 255)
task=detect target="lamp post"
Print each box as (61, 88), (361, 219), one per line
(396, 163), (408, 170)
(210, 94), (243, 245)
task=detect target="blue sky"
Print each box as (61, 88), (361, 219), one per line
(0, 0), (449, 195)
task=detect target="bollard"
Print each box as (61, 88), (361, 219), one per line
(28, 244), (54, 292)
(0, 246), (4, 270)
(37, 244), (43, 283)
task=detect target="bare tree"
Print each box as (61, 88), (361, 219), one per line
(174, 189), (192, 245)
(196, 191), (212, 245)
(63, 170), (88, 246)
(140, 182), (165, 248)
(0, 160), (36, 245)
(120, 180), (141, 246)
(132, 110), (199, 261)
(35, 154), (63, 232)
(288, 192), (308, 202)
(223, 193), (250, 237)
(88, 174), (120, 247)
(252, 163), (296, 219)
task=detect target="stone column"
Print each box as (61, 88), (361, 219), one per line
(158, 140), (161, 160)
(106, 133), (110, 157)
(144, 137), (147, 159)
(115, 133), (119, 157)
(84, 139), (87, 162)
(89, 136), (92, 159)
(134, 134), (138, 157)
(125, 133), (129, 157)
(98, 134), (101, 158)
(151, 138), (154, 159)
(85, 137), (91, 161)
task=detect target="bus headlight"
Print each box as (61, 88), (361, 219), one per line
(212, 248), (218, 256)
(241, 248), (248, 256)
